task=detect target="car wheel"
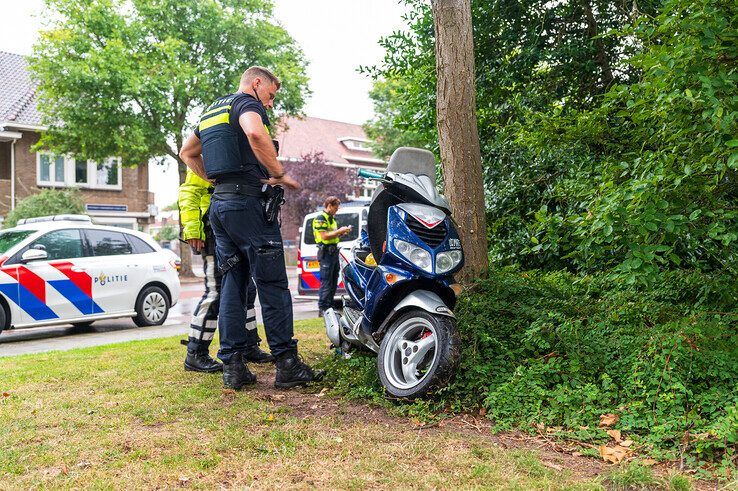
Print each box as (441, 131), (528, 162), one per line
(0, 305), (6, 334)
(133, 285), (170, 327)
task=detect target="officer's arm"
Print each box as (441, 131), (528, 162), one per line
(179, 133), (209, 182)
(239, 112), (284, 176)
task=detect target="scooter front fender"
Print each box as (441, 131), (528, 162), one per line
(374, 289), (455, 341)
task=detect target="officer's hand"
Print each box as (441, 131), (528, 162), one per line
(187, 238), (205, 252)
(262, 174), (300, 190)
(339, 226), (351, 236)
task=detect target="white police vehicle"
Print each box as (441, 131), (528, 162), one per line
(297, 204), (368, 298)
(0, 215), (180, 333)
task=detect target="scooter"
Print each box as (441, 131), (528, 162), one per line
(323, 147), (463, 398)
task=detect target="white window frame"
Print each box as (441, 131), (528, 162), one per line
(36, 152), (68, 187)
(36, 153), (123, 191)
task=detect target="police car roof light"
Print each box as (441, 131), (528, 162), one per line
(17, 214), (92, 225)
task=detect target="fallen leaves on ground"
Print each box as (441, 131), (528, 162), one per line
(598, 445), (629, 464)
(598, 413), (619, 427)
(606, 429), (622, 442)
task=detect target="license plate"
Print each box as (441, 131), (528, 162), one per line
(306, 260), (320, 269)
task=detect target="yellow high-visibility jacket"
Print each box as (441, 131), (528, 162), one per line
(177, 169), (213, 241)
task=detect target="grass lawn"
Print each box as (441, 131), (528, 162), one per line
(0, 319), (663, 489)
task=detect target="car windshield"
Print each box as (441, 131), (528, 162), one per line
(303, 213), (361, 245)
(0, 230), (36, 255)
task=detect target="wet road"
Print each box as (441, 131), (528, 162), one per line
(0, 268), (322, 357)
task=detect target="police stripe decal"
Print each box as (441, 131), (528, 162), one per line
(51, 262), (92, 297)
(48, 280), (105, 315)
(17, 284), (58, 320)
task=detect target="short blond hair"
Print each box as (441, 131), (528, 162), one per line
(240, 66), (281, 89)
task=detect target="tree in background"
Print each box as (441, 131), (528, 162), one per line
(432, 0), (488, 282)
(364, 0), (661, 270)
(3, 189), (85, 229)
(280, 152), (353, 241)
(30, 0), (310, 275)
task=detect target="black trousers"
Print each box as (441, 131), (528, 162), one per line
(208, 194), (297, 363)
(318, 247), (340, 311)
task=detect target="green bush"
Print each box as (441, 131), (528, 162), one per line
(3, 188), (85, 228)
(324, 268), (738, 474)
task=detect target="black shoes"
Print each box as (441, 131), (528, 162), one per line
(222, 352), (257, 390)
(274, 352), (325, 389)
(243, 345), (275, 364)
(184, 350), (223, 373)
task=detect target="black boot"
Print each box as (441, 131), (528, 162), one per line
(222, 352), (257, 390)
(184, 350), (222, 373)
(274, 352), (325, 389)
(243, 345), (275, 364)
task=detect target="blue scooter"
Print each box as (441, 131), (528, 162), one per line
(323, 147), (463, 398)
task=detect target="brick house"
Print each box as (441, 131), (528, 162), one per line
(0, 51), (156, 230)
(274, 116), (386, 239)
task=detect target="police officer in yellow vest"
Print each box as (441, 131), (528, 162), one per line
(313, 196), (352, 315)
(179, 66), (324, 390)
(178, 169), (273, 373)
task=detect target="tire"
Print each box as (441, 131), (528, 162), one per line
(377, 309), (460, 399)
(133, 285), (170, 327)
(0, 304), (6, 334)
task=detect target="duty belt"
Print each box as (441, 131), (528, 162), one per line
(213, 183), (263, 197)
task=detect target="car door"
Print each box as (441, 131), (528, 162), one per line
(17, 228), (93, 323)
(82, 228), (136, 314)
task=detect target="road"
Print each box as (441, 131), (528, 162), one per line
(0, 268), (322, 357)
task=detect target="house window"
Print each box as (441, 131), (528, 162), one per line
(38, 153), (66, 186)
(75, 160), (87, 184)
(94, 158), (120, 187)
(37, 153), (122, 190)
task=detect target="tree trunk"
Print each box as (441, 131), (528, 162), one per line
(432, 0), (489, 283)
(582, 0), (615, 91)
(176, 155), (195, 278)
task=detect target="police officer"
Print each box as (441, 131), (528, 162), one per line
(312, 197), (351, 316)
(179, 66), (323, 390)
(178, 168), (273, 373)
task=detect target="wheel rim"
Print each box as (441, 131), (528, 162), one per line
(142, 292), (166, 323)
(382, 317), (438, 390)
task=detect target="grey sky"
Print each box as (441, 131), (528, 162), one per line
(0, 0), (410, 206)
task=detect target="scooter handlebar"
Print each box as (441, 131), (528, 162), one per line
(358, 169), (385, 180)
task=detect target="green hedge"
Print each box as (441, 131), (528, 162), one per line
(323, 269), (738, 474)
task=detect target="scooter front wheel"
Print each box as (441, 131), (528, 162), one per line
(377, 310), (460, 399)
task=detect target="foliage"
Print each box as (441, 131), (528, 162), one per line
(326, 269), (738, 474)
(527, 0), (738, 283)
(30, 0), (309, 169)
(154, 224), (178, 242)
(3, 188), (85, 228)
(280, 152), (354, 236)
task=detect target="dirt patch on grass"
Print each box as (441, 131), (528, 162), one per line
(241, 363), (611, 482)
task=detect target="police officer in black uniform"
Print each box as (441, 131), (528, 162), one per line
(179, 66), (323, 390)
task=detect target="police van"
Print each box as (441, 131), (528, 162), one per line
(0, 215), (180, 333)
(297, 204), (368, 298)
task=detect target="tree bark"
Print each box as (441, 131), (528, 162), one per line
(582, 0), (615, 91)
(432, 0), (489, 283)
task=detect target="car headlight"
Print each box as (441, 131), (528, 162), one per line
(435, 250), (463, 274)
(394, 239), (432, 273)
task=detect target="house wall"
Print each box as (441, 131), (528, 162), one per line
(5, 131), (153, 223)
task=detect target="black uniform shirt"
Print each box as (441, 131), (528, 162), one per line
(194, 92), (271, 186)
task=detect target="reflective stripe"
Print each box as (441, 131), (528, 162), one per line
(201, 104), (231, 118)
(199, 112), (230, 131)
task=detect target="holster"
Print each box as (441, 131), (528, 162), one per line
(262, 185), (285, 224)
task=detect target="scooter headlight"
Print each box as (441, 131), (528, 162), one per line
(394, 239), (432, 273)
(436, 250), (463, 274)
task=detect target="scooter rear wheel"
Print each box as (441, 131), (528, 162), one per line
(377, 309), (460, 399)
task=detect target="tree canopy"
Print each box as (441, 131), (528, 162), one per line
(30, 0), (310, 170)
(3, 189), (85, 229)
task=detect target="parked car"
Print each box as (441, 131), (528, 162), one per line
(161, 248), (182, 271)
(297, 204), (368, 298)
(0, 215), (180, 333)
